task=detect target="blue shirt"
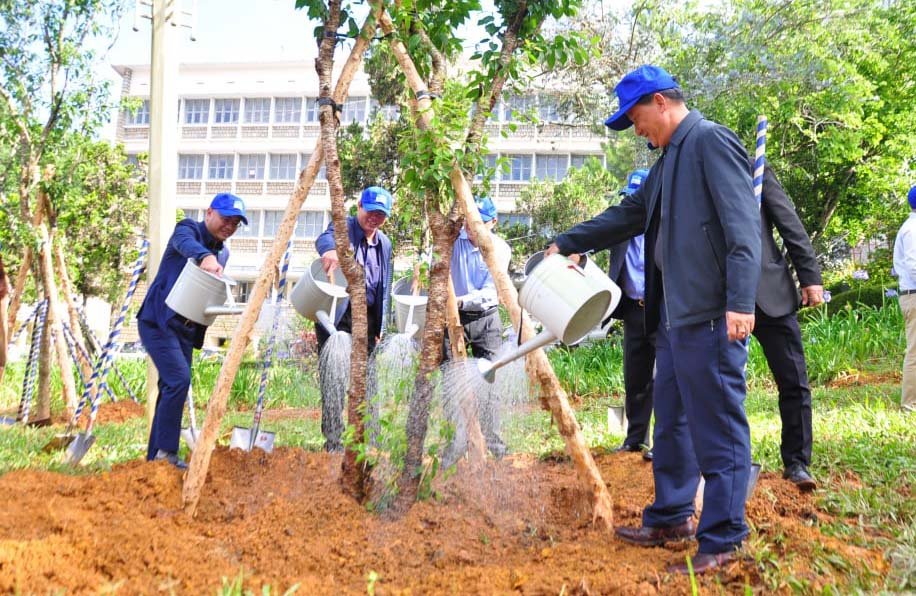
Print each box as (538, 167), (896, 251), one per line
(622, 234), (646, 301)
(450, 228), (498, 312)
(357, 233), (382, 308)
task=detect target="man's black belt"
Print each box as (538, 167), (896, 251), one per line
(175, 315), (197, 328)
(900, 289), (916, 295)
(459, 306), (498, 323)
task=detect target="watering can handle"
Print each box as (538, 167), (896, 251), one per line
(224, 282), (235, 306)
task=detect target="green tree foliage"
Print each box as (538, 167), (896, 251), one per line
(655, 0), (916, 246)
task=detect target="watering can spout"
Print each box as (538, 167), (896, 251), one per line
(476, 329), (557, 383)
(203, 305), (246, 316)
(315, 310), (337, 336)
(404, 323), (419, 339)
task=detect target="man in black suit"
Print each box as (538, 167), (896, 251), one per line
(607, 169), (655, 459)
(753, 164), (825, 491)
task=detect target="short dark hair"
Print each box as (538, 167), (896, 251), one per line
(636, 87), (685, 105)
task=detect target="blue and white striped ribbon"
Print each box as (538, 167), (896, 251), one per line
(250, 239), (293, 443)
(18, 300), (47, 424)
(79, 238), (148, 432)
(754, 115), (767, 207)
(74, 307), (139, 403)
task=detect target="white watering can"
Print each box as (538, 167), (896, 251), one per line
(477, 253), (622, 383)
(165, 259), (245, 326)
(289, 259), (348, 335)
(523, 250), (616, 324)
(392, 276), (427, 339)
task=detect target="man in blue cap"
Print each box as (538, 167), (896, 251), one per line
(546, 65), (760, 574)
(138, 192), (248, 469)
(441, 195), (512, 465)
(606, 169), (655, 460)
(315, 186), (394, 452)
(893, 184), (916, 413)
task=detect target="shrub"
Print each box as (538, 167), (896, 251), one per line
(826, 284), (887, 316)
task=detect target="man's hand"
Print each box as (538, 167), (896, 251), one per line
(544, 243), (581, 265)
(199, 254), (223, 277)
(726, 311), (755, 342)
(801, 284), (825, 307)
(321, 250), (339, 280)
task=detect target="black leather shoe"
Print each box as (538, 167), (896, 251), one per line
(642, 449), (654, 461)
(667, 551), (738, 575)
(783, 464), (817, 491)
(614, 518), (696, 547)
(614, 443), (643, 453)
(154, 450), (188, 470)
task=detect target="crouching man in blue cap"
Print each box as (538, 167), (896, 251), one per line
(315, 186), (394, 452)
(137, 193), (248, 469)
(546, 64), (760, 575)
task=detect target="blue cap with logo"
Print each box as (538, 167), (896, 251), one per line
(619, 169), (650, 196)
(474, 196), (497, 222)
(360, 186), (393, 217)
(908, 185), (916, 209)
(210, 193), (248, 225)
(605, 65), (680, 131)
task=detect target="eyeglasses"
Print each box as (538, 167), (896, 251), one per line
(219, 214), (244, 229)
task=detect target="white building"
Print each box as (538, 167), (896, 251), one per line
(112, 60), (607, 342)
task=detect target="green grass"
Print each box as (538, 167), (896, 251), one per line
(0, 302), (913, 591)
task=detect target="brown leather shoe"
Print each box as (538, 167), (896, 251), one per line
(614, 519), (696, 547)
(667, 551), (737, 575)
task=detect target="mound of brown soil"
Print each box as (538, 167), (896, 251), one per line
(0, 449), (885, 594)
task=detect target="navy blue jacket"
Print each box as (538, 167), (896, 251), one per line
(555, 110), (761, 331)
(315, 215), (393, 334)
(137, 219), (229, 348)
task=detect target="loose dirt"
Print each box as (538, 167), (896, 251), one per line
(0, 449), (885, 594)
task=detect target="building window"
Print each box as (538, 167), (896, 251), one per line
(126, 154), (140, 167)
(300, 154), (327, 180)
(238, 154), (265, 179)
(274, 97), (302, 123)
(184, 99), (209, 124)
(304, 98), (320, 122)
(295, 210), (326, 239)
(213, 99), (240, 124)
(208, 154), (235, 179)
(538, 97), (562, 122)
(341, 96), (366, 123)
(178, 154), (204, 179)
(244, 98), (270, 123)
(376, 105), (399, 122)
(262, 210), (284, 237)
(475, 154), (498, 181)
(234, 210), (260, 238)
(503, 95), (536, 122)
(535, 154), (568, 180)
(233, 282), (252, 304)
(569, 154), (601, 170)
(269, 154), (297, 180)
(125, 99), (150, 125)
(505, 154), (532, 181)
(182, 208), (204, 222)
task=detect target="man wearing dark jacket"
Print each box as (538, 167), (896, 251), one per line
(315, 186), (393, 451)
(546, 65), (761, 575)
(607, 169), (655, 458)
(138, 193), (248, 469)
(754, 164), (824, 490)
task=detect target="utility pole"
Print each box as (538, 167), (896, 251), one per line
(134, 0), (196, 430)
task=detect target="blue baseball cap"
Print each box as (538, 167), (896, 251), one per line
(619, 169), (650, 196)
(909, 185), (916, 209)
(604, 65), (680, 131)
(210, 193), (248, 224)
(474, 196), (497, 222)
(360, 186), (393, 217)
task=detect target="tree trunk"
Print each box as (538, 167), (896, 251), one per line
(0, 256), (8, 385)
(182, 2), (381, 517)
(53, 239), (92, 382)
(6, 247), (31, 334)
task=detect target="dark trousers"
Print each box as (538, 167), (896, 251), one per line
(139, 317), (195, 460)
(645, 309), (751, 554)
(315, 306), (379, 451)
(616, 296), (656, 447)
(752, 308), (813, 468)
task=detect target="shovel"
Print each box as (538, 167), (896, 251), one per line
(180, 386), (199, 451)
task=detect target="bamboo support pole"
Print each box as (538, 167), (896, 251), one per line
(182, 9), (380, 517)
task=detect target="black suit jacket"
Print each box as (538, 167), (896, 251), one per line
(756, 165), (822, 318)
(608, 239), (631, 318)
